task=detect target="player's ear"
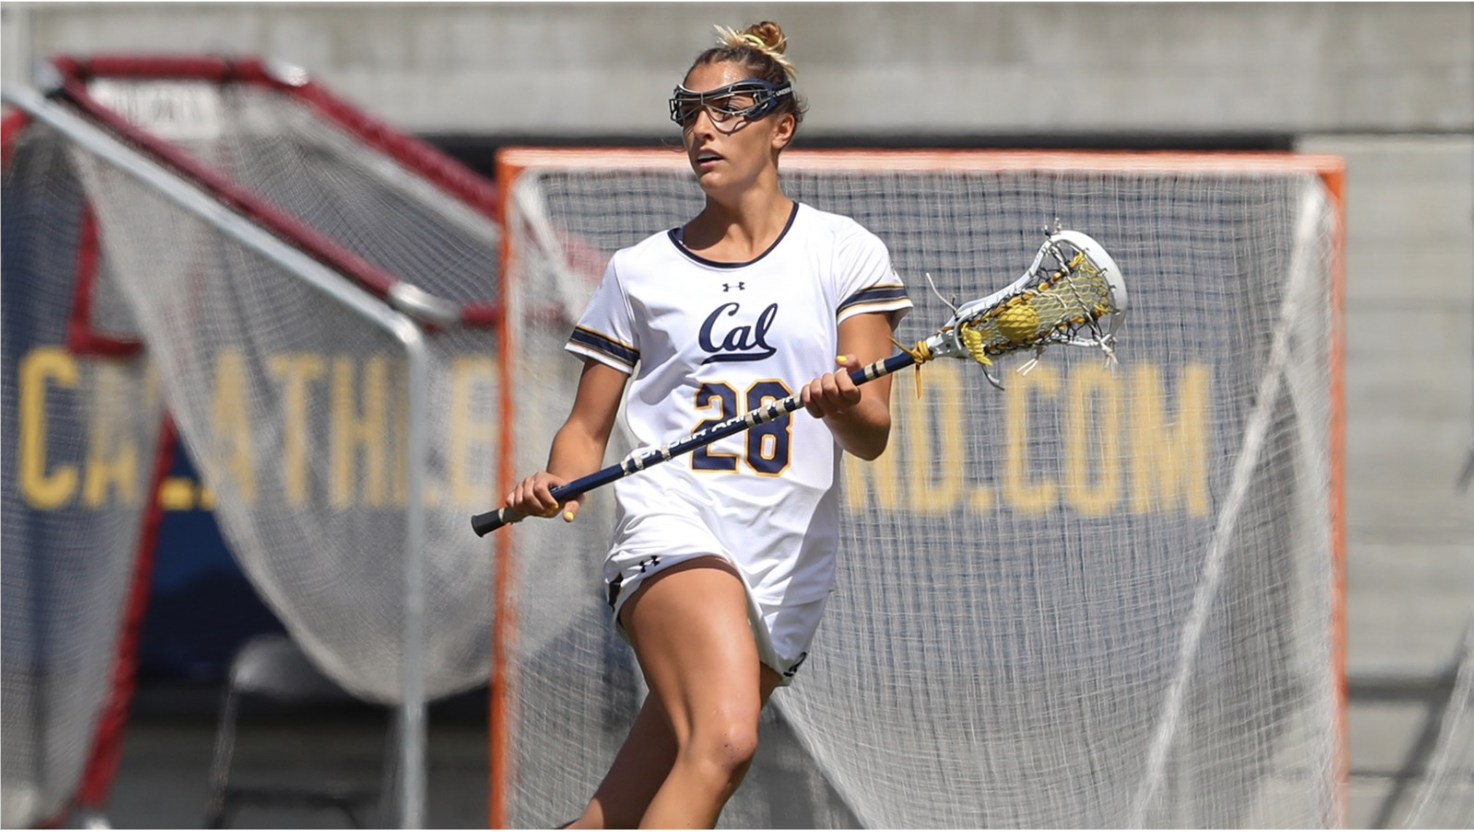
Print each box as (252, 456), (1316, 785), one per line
(770, 112), (796, 152)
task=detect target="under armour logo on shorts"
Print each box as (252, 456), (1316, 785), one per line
(783, 651), (809, 678)
(606, 573), (624, 610)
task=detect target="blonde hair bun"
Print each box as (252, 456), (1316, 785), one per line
(714, 21), (797, 78)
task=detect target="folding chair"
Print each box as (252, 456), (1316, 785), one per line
(202, 635), (391, 828)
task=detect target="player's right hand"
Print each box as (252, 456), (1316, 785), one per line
(506, 472), (581, 523)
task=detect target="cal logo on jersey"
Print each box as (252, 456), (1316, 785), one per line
(698, 301), (779, 365)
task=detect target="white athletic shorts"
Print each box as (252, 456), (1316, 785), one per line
(604, 550), (827, 686)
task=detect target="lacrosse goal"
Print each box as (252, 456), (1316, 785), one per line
(491, 147), (1347, 829)
(3, 56), (503, 828)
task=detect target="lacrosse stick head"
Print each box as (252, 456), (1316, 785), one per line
(923, 229), (1127, 367)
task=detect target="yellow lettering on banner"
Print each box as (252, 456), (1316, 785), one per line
(19, 347), (79, 509)
(844, 430), (901, 511)
(331, 356), (389, 508)
(158, 477), (197, 511)
(269, 353), (325, 508)
(449, 357), (497, 508)
(906, 361), (965, 515)
(969, 486), (996, 512)
(385, 368), (445, 510)
(391, 385), (408, 507)
(83, 363), (139, 507)
(211, 349), (257, 504)
(1004, 363), (1058, 514)
(1065, 362), (1121, 516)
(1130, 363), (1210, 516)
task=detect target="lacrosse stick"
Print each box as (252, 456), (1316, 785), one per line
(472, 226), (1127, 537)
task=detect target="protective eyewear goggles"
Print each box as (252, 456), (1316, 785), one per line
(668, 78), (793, 128)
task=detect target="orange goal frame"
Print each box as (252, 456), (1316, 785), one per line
(489, 147), (1347, 829)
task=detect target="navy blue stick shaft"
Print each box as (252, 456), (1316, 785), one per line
(471, 350), (919, 537)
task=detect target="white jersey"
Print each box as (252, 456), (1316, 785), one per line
(566, 202), (911, 607)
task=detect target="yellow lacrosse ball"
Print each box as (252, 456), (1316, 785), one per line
(996, 302), (1040, 344)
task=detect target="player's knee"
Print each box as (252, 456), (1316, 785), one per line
(581, 804), (635, 830)
(685, 717), (759, 783)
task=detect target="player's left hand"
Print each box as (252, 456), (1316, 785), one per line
(801, 354), (863, 419)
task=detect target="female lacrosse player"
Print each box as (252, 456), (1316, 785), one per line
(506, 20), (910, 829)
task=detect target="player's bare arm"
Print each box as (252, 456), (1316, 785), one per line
(507, 359), (627, 522)
(801, 311), (897, 460)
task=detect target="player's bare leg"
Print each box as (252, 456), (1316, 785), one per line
(564, 693), (675, 828)
(569, 556), (780, 829)
(568, 671), (783, 828)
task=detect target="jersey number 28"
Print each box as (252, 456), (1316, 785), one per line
(691, 380), (792, 476)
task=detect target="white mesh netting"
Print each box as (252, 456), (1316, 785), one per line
(9, 76), (505, 709)
(1402, 617), (1474, 829)
(498, 150), (1344, 828)
(2, 121), (166, 827)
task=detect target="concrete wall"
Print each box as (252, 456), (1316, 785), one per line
(3, 2), (1471, 828)
(1297, 134), (1474, 672)
(1298, 133), (1474, 827)
(4, 2), (1471, 137)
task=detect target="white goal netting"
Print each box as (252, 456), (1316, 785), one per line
(2, 119), (166, 829)
(1402, 617), (1474, 829)
(6, 62), (509, 825)
(58, 74), (504, 705)
(497, 149), (1345, 829)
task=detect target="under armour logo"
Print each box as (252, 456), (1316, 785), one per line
(723, 282), (745, 292)
(784, 651), (809, 677)
(637, 556), (661, 574)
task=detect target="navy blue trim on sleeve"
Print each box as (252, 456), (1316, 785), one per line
(837, 284), (910, 315)
(568, 326), (640, 368)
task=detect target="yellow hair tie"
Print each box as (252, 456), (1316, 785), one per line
(739, 33), (767, 49)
